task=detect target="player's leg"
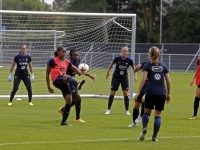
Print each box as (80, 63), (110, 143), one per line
(60, 86), (73, 126)
(63, 74), (79, 88)
(105, 77), (119, 114)
(22, 76), (33, 105)
(189, 86), (200, 119)
(73, 92), (85, 122)
(53, 79), (73, 126)
(135, 89), (146, 123)
(152, 95), (166, 142)
(8, 76), (21, 105)
(70, 84), (85, 122)
(121, 78), (130, 115)
(139, 95), (153, 141)
(128, 101), (140, 127)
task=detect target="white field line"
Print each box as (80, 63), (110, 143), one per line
(0, 136), (200, 146)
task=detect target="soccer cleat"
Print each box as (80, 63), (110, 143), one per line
(139, 128), (147, 141)
(58, 108), (64, 116)
(135, 116), (143, 123)
(127, 122), (138, 127)
(152, 137), (158, 142)
(29, 102), (33, 106)
(60, 122), (72, 126)
(126, 111), (131, 115)
(189, 116), (197, 119)
(8, 102), (12, 106)
(75, 118), (85, 123)
(77, 80), (85, 90)
(105, 109), (110, 115)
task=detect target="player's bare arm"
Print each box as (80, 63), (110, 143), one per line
(70, 65), (81, 76)
(106, 62), (114, 79)
(46, 66), (54, 93)
(134, 64), (142, 73)
(28, 62), (34, 73)
(9, 61), (16, 73)
(165, 73), (171, 104)
(84, 73), (95, 81)
(135, 71), (147, 100)
(131, 65), (137, 81)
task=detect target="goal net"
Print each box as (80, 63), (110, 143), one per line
(0, 10), (136, 99)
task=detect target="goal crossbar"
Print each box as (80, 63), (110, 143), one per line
(0, 10), (136, 17)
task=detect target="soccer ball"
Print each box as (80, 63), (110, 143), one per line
(78, 63), (89, 74)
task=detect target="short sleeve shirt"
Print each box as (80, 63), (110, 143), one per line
(14, 54), (31, 76)
(112, 56), (134, 78)
(143, 61), (169, 95)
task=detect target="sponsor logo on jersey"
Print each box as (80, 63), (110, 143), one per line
(119, 65), (127, 70)
(152, 66), (163, 72)
(154, 73), (161, 80)
(120, 71), (124, 75)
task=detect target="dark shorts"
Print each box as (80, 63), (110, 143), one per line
(70, 85), (78, 95)
(145, 95), (166, 111)
(110, 77), (128, 91)
(198, 85), (200, 88)
(136, 84), (146, 103)
(53, 79), (72, 98)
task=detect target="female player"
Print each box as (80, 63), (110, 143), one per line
(135, 46), (170, 142)
(58, 49), (95, 123)
(7, 45), (35, 106)
(105, 46), (137, 115)
(128, 61), (148, 127)
(189, 57), (200, 119)
(46, 46), (82, 126)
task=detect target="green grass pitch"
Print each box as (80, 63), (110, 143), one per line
(0, 70), (199, 150)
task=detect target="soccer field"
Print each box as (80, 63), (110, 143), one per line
(0, 71), (199, 149)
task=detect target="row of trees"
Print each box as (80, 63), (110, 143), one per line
(2, 0), (200, 43)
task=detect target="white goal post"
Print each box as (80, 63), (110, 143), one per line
(0, 10), (136, 100)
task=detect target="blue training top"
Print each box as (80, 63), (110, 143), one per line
(66, 59), (80, 78)
(142, 61), (169, 95)
(13, 54), (32, 77)
(112, 56), (134, 78)
(141, 61), (149, 85)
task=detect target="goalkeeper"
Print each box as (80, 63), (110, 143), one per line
(58, 49), (95, 123)
(7, 45), (35, 106)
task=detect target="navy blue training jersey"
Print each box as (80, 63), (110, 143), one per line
(142, 61), (169, 95)
(112, 56), (134, 78)
(141, 61), (149, 85)
(141, 61), (148, 69)
(13, 54), (31, 76)
(66, 59), (80, 77)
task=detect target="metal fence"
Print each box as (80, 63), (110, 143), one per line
(0, 43), (199, 72)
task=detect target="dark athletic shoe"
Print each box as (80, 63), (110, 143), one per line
(77, 80), (85, 90)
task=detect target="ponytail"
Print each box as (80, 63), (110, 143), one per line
(54, 46), (64, 57)
(54, 51), (58, 57)
(149, 46), (160, 65)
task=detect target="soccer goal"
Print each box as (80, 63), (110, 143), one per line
(0, 10), (136, 99)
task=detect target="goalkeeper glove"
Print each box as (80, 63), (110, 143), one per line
(8, 73), (12, 82)
(31, 73), (35, 83)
